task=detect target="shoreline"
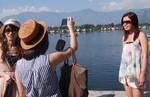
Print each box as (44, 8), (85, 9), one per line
(88, 90), (150, 97)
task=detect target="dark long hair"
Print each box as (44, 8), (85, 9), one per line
(121, 12), (140, 41)
(0, 35), (8, 61)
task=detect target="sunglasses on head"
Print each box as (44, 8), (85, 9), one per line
(122, 20), (132, 24)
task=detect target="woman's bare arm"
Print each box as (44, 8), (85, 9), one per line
(140, 32), (148, 73)
(49, 17), (77, 69)
(139, 32), (148, 86)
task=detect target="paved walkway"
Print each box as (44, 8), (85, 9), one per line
(88, 91), (150, 97)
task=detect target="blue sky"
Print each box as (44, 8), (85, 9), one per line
(0, 0), (150, 19)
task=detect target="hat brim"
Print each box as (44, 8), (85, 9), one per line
(20, 21), (48, 50)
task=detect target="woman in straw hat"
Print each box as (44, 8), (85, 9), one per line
(0, 19), (21, 97)
(15, 17), (77, 97)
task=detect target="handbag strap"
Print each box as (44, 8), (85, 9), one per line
(64, 58), (69, 66)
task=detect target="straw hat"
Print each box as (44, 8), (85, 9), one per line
(18, 19), (47, 50)
(0, 19), (20, 36)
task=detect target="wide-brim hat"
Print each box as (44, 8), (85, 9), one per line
(18, 19), (47, 50)
(0, 19), (20, 36)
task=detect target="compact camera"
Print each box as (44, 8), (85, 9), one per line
(61, 18), (67, 26)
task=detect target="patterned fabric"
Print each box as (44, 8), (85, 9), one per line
(16, 55), (62, 97)
(119, 39), (142, 88)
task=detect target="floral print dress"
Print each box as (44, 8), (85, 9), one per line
(119, 39), (142, 88)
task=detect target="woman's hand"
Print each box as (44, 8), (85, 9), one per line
(138, 71), (146, 87)
(4, 72), (15, 84)
(67, 17), (75, 31)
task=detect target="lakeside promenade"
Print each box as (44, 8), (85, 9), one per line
(88, 90), (150, 97)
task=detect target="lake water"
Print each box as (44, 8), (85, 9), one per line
(48, 29), (150, 90)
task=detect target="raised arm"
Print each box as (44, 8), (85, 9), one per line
(67, 17), (78, 51)
(49, 17), (78, 69)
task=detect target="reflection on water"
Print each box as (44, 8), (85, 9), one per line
(48, 29), (150, 90)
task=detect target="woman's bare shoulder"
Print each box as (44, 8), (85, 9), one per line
(139, 31), (147, 40)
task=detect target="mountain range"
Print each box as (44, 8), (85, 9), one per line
(1, 8), (150, 26)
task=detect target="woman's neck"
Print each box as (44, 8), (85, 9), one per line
(7, 41), (15, 48)
(125, 31), (135, 42)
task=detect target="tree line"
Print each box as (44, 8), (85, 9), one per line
(47, 23), (150, 34)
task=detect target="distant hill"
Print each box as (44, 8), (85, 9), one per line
(1, 8), (150, 26)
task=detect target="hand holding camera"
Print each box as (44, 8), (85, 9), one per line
(67, 17), (75, 32)
(61, 17), (75, 31)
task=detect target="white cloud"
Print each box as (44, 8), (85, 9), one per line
(88, 0), (94, 3)
(88, 0), (100, 3)
(55, 9), (61, 13)
(101, 0), (150, 12)
(0, 6), (49, 19)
